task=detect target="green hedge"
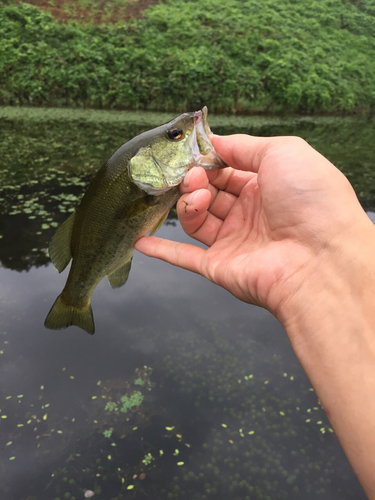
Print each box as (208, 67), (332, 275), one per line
(1, 0), (374, 113)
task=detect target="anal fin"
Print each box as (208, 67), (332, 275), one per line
(107, 257), (133, 288)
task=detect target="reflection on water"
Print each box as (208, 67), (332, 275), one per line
(0, 108), (373, 500)
(0, 108), (374, 272)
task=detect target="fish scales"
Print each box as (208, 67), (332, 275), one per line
(45, 107), (226, 334)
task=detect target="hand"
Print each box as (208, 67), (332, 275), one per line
(135, 134), (371, 322)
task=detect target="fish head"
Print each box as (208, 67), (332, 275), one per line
(129, 106), (227, 195)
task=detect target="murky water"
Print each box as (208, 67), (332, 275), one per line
(0, 107), (373, 500)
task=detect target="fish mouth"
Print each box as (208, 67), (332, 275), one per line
(191, 106), (227, 170)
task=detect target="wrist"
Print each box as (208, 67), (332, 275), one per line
(276, 214), (375, 338)
(272, 215), (375, 497)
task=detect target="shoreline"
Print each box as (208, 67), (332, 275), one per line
(1, 106), (373, 126)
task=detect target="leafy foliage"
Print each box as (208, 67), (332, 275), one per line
(103, 429), (113, 438)
(104, 391), (144, 414)
(104, 401), (118, 412)
(119, 392), (144, 413)
(0, 0), (374, 112)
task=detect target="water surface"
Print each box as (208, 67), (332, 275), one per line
(0, 108), (373, 500)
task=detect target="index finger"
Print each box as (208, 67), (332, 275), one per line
(180, 166), (256, 198)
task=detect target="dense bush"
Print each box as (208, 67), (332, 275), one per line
(0, 0), (374, 113)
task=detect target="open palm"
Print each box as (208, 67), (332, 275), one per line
(135, 134), (365, 317)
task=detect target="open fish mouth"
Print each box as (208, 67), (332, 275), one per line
(191, 106), (227, 170)
(129, 106), (227, 196)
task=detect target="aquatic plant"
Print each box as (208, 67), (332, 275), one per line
(104, 402), (117, 412)
(119, 392), (144, 413)
(142, 452), (154, 466)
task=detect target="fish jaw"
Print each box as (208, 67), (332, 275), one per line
(190, 106), (227, 170)
(129, 107), (227, 196)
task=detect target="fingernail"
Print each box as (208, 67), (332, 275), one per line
(184, 191), (199, 206)
(183, 169), (193, 187)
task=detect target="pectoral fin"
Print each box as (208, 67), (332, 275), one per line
(117, 195), (159, 220)
(149, 209), (170, 235)
(48, 213), (75, 273)
(107, 257), (133, 288)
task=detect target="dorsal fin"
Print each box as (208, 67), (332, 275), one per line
(48, 213), (75, 273)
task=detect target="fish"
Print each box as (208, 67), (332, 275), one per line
(44, 107), (226, 334)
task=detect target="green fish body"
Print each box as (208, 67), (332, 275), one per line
(44, 107), (226, 334)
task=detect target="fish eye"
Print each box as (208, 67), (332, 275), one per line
(167, 127), (183, 141)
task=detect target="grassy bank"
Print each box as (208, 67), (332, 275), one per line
(1, 0), (375, 114)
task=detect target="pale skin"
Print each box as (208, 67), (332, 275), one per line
(135, 134), (375, 498)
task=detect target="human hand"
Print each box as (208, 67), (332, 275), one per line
(136, 134), (375, 496)
(135, 134), (372, 321)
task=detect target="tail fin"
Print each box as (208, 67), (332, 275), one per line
(44, 294), (95, 334)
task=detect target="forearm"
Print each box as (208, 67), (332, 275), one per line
(278, 222), (375, 498)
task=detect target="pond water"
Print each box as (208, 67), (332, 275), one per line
(0, 107), (374, 500)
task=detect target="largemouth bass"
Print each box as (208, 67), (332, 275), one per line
(44, 107), (226, 334)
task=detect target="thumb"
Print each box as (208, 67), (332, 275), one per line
(212, 134), (270, 173)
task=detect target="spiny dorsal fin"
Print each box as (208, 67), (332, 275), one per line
(149, 209), (170, 235)
(107, 257), (133, 288)
(48, 213), (75, 273)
